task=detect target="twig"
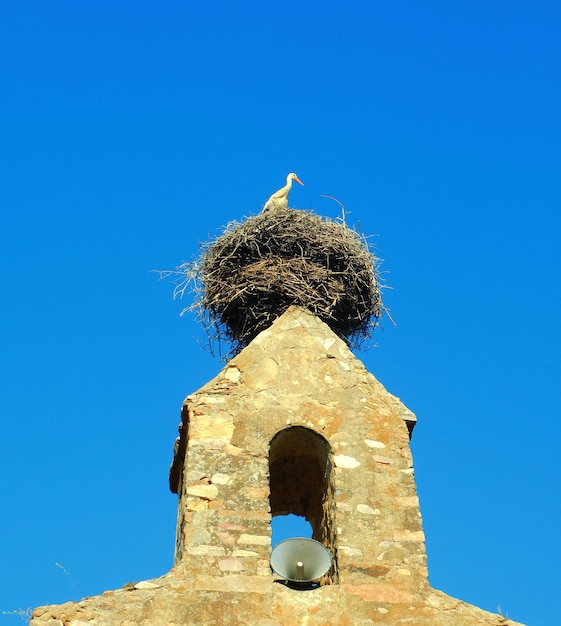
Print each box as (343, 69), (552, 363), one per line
(321, 194), (348, 224)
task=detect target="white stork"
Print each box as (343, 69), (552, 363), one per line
(262, 173), (304, 212)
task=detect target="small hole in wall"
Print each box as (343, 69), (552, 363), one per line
(271, 514), (312, 547)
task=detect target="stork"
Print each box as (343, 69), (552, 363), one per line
(262, 173), (304, 212)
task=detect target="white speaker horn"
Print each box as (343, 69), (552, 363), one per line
(270, 538), (332, 582)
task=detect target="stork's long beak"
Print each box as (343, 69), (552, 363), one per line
(294, 176), (304, 186)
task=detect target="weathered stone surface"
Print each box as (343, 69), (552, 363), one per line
(30, 575), (524, 625)
(31, 307), (525, 626)
(334, 454), (361, 468)
(237, 534), (271, 546)
(133, 580), (161, 590)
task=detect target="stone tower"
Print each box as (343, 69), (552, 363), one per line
(31, 306), (524, 625)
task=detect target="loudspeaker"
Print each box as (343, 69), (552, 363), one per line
(270, 538), (332, 582)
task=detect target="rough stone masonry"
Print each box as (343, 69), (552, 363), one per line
(31, 307), (525, 625)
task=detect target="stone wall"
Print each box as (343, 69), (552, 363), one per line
(169, 306), (427, 592)
(31, 307), (525, 626)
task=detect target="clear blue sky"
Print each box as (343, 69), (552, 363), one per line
(1, 2), (559, 624)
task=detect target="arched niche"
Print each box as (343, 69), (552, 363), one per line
(269, 426), (338, 583)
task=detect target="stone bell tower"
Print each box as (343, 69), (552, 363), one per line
(31, 207), (525, 625)
(168, 306), (425, 604)
(31, 305), (525, 625)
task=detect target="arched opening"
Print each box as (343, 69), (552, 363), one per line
(269, 426), (338, 584)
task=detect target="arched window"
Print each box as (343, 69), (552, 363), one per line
(269, 426), (338, 584)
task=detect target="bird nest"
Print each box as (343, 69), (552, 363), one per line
(163, 208), (386, 356)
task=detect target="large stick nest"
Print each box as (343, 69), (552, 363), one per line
(171, 208), (386, 355)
